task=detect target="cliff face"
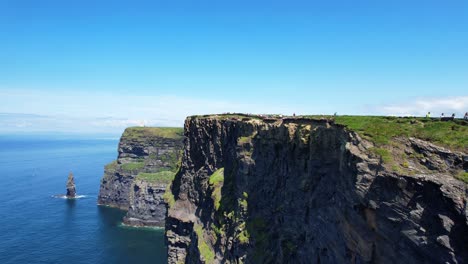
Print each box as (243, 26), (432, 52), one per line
(123, 179), (167, 227)
(98, 127), (183, 227)
(166, 116), (468, 264)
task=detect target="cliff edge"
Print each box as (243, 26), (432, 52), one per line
(165, 114), (468, 264)
(98, 127), (183, 227)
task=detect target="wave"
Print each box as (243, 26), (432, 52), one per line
(118, 222), (164, 231)
(51, 194), (88, 199)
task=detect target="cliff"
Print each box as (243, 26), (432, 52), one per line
(98, 127), (183, 226)
(123, 172), (178, 227)
(165, 115), (468, 264)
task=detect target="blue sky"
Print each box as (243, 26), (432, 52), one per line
(1, 0), (467, 134)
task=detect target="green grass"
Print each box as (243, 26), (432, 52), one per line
(122, 127), (184, 140)
(136, 170), (175, 184)
(456, 171), (468, 183)
(238, 136), (252, 144)
(333, 116), (467, 151)
(194, 224), (215, 263)
(370, 148), (392, 163)
(195, 114), (467, 151)
(209, 168), (225, 185)
(163, 183), (176, 207)
(105, 160), (118, 171)
(209, 168), (224, 211)
(210, 223), (223, 238)
(238, 229), (250, 244)
(159, 151), (182, 170)
(121, 162), (145, 171)
(402, 161), (410, 168)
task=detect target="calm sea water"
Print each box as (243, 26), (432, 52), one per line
(0, 135), (167, 264)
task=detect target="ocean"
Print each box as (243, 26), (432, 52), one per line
(0, 135), (167, 264)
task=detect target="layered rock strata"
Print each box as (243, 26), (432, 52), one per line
(123, 179), (168, 227)
(98, 127), (183, 226)
(165, 115), (468, 264)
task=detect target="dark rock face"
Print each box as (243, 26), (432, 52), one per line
(66, 172), (76, 198)
(97, 128), (183, 210)
(409, 137), (467, 172)
(98, 127), (183, 229)
(123, 180), (167, 227)
(165, 117), (468, 264)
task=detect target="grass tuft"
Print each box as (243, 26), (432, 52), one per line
(456, 171), (468, 183)
(105, 160), (118, 172)
(209, 168), (225, 211)
(163, 183), (176, 208)
(370, 148), (392, 163)
(209, 168), (225, 185)
(238, 229), (250, 245)
(121, 162), (145, 171)
(194, 224), (215, 263)
(136, 170), (175, 184)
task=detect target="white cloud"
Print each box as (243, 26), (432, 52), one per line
(377, 96), (468, 117)
(0, 89), (309, 134)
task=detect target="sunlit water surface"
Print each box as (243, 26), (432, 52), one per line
(0, 136), (167, 264)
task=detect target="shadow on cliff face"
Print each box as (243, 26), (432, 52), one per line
(363, 174), (468, 263)
(190, 122), (363, 263)
(238, 124), (360, 264)
(167, 117), (468, 264)
(226, 122), (467, 263)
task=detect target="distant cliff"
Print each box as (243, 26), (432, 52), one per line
(165, 115), (468, 264)
(98, 127), (183, 227)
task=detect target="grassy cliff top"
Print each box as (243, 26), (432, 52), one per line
(122, 127), (184, 140)
(333, 116), (467, 151)
(136, 171), (176, 184)
(191, 114), (467, 152)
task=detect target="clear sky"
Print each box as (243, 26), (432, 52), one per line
(1, 0), (467, 134)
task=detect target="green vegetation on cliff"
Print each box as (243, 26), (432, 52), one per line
(163, 183), (176, 207)
(136, 170), (175, 184)
(333, 116), (467, 151)
(159, 151), (182, 170)
(123, 127), (184, 140)
(194, 114), (467, 183)
(104, 160), (118, 172)
(194, 114), (467, 151)
(209, 168), (225, 211)
(194, 224), (215, 263)
(121, 162), (145, 171)
(457, 172), (468, 183)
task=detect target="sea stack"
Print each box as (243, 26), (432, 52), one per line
(66, 172), (76, 198)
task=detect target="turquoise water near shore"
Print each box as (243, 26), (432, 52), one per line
(0, 136), (167, 264)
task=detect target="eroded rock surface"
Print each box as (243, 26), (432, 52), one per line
(123, 179), (167, 227)
(165, 116), (468, 264)
(66, 172), (76, 198)
(97, 127), (183, 228)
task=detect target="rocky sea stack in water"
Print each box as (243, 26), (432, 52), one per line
(66, 172), (76, 198)
(98, 127), (184, 227)
(165, 114), (468, 264)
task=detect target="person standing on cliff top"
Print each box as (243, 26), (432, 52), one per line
(426, 112), (431, 118)
(464, 112), (468, 120)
